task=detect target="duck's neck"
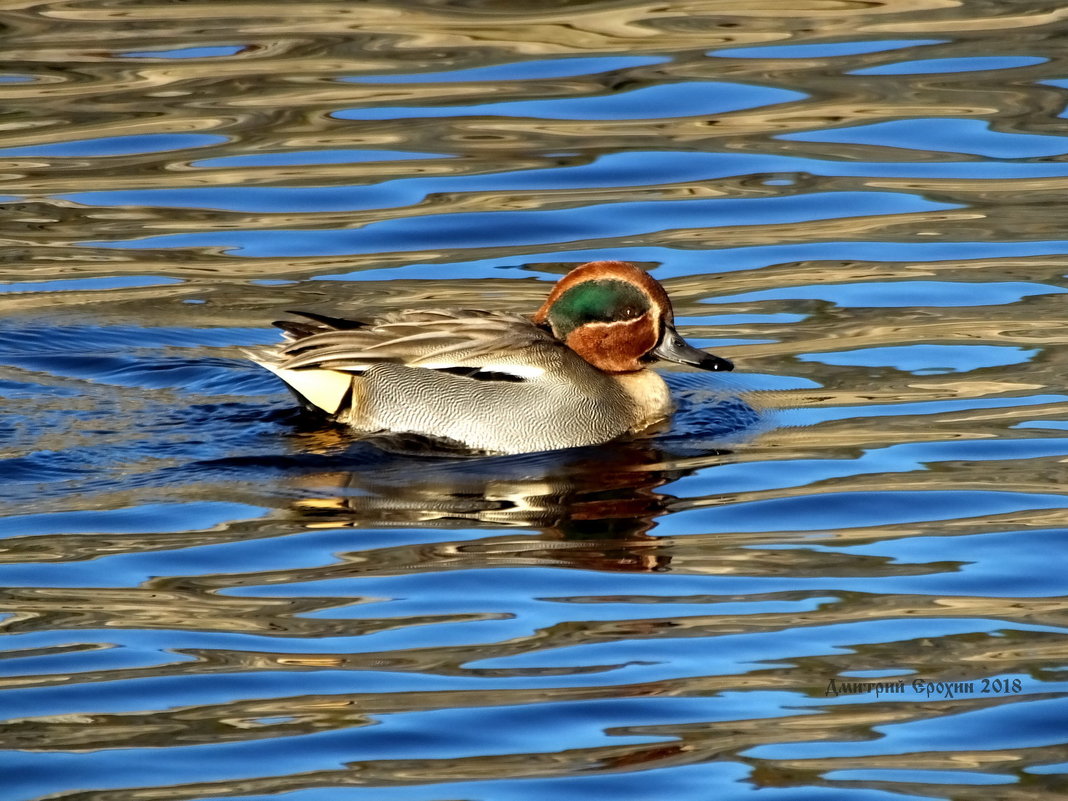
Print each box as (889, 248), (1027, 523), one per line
(611, 369), (672, 431)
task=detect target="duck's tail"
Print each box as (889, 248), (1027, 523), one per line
(244, 346), (356, 418)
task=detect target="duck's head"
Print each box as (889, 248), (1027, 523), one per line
(532, 260), (734, 374)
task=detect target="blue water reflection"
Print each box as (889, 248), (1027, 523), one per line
(779, 118), (1068, 158)
(713, 40), (947, 58)
(2, 5), (1067, 801)
(81, 192), (958, 256)
(851, 56), (1047, 75)
(710, 280), (1068, 307)
(798, 344), (1038, 372)
(120, 45), (246, 58)
(62, 149), (1068, 213)
(344, 55), (671, 82)
(334, 81), (807, 120)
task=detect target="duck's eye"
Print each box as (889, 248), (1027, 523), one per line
(619, 306), (640, 319)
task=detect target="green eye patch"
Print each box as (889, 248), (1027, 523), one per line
(548, 279), (649, 337)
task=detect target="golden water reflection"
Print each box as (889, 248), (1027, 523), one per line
(2, 0), (1068, 799)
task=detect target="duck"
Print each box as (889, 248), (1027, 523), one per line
(247, 260), (734, 454)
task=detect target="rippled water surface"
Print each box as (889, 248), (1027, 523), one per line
(2, 1), (1068, 799)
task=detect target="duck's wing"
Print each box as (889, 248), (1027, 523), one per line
(275, 308), (557, 371)
(246, 308), (563, 415)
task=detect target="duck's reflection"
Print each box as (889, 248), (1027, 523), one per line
(281, 429), (731, 569)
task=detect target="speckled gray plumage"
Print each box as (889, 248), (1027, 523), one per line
(249, 308), (657, 453)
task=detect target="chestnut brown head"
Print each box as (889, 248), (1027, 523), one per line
(533, 261), (734, 374)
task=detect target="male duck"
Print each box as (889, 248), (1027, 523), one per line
(248, 260), (733, 454)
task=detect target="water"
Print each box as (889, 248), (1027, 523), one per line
(1, 1), (1067, 799)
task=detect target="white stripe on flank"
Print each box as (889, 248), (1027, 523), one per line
(480, 363), (544, 379)
(418, 362), (545, 379)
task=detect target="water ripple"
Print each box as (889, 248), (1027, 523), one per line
(0, 2), (1066, 800)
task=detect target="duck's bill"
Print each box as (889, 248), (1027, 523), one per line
(653, 327), (734, 372)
